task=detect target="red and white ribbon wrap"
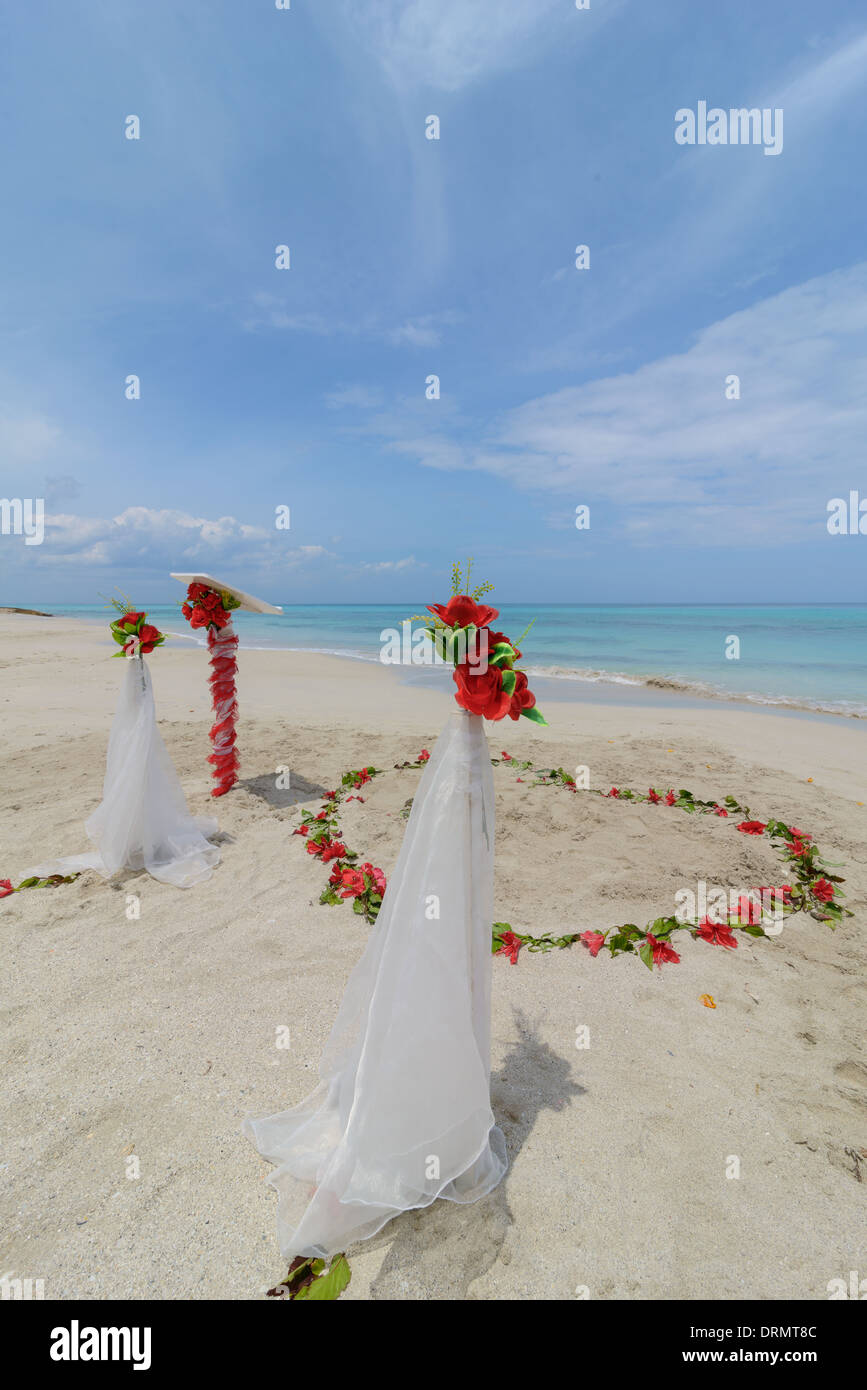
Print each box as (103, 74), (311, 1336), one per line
(206, 618), (240, 796)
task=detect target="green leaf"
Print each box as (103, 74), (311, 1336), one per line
(638, 942), (655, 971)
(500, 669), (517, 697)
(520, 705), (548, 726)
(296, 1254), (351, 1301)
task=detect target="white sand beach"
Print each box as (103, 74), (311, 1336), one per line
(1, 613), (865, 1300)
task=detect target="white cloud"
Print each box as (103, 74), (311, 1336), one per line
(382, 262), (867, 543)
(324, 0), (617, 93)
(12, 506), (334, 572)
(358, 556), (420, 573)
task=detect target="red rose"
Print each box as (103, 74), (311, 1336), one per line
(453, 662), (511, 721)
(137, 623), (161, 654)
(202, 589), (223, 611)
(181, 602), (192, 620)
(188, 583), (208, 602)
(427, 595), (499, 629)
(189, 607), (209, 629)
(507, 670), (536, 720)
(0, 879), (14, 899)
(120, 611), (144, 630)
(812, 878), (835, 902)
(737, 820), (767, 836)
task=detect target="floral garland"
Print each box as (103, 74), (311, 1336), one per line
(180, 582), (242, 797)
(413, 560), (546, 725)
(292, 748), (852, 970)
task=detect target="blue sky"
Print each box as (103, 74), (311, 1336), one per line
(1, 0), (866, 604)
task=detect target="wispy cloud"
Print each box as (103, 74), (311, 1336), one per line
(372, 262), (867, 543)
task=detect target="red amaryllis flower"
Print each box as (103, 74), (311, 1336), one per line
(737, 820), (767, 835)
(453, 662), (511, 721)
(137, 623), (161, 654)
(507, 670), (536, 721)
(494, 930), (523, 965)
(647, 788), (661, 803)
(646, 932), (681, 968)
(580, 930), (605, 957)
(418, 749), (430, 762)
(0, 879), (14, 899)
(696, 918), (738, 949)
(427, 595), (499, 629)
(812, 878), (835, 902)
(664, 790), (676, 806)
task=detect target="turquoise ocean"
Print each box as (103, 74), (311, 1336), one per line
(48, 603), (867, 719)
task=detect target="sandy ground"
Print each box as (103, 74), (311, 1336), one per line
(1, 613), (865, 1301)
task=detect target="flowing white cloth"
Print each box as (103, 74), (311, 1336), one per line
(244, 710), (507, 1259)
(28, 656), (219, 888)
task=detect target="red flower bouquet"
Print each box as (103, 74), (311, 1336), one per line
(416, 560), (546, 725)
(108, 599), (166, 657)
(180, 582), (240, 632)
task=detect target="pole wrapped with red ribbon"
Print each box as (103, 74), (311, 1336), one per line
(206, 618), (240, 796)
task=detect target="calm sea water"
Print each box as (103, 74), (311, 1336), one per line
(48, 603), (867, 718)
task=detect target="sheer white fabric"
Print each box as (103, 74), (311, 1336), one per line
(28, 656), (219, 888)
(244, 709), (507, 1259)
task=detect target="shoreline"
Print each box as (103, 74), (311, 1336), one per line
(7, 609), (866, 726)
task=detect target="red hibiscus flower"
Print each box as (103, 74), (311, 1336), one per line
(507, 670), (536, 721)
(664, 790), (676, 806)
(812, 878), (835, 902)
(427, 595), (499, 629)
(734, 894), (763, 926)
(292, 825), (309, 836)
(418, 749), (430, 762)
(319, 841), (346, 864)
(737, 820), (767, 835)
(337, 868), (366, 898)
(712, 804), (728, 817)
(696, 918), (738, 949)
(646, 932), (681, 968)
(580, 930), (605, 957)
(361, 863), (386, 895)
(453, 662), (511, 721)
(788, 827), (812, 842)
(494, 930), (523, 965)
(607, 787), (620, 798)
(647, 788), (661, 804)
(501, 751), (512, 761)
(0, 879), (14, 899)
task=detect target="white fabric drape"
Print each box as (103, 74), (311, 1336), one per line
(28, 656), (219, 888)
(244, 709), (507, 1259)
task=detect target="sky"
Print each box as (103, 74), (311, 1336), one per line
(1, 0), (866, 605)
